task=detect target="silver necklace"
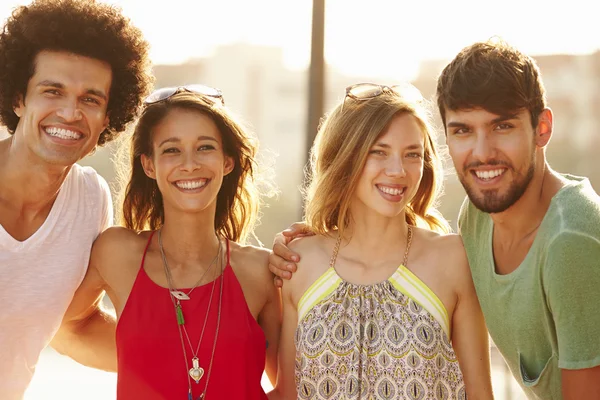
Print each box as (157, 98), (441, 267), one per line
(157, 229), (224, 400)
(158, 230), (221, 301)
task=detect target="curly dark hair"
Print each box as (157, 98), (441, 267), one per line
(0, 0), (153, 145)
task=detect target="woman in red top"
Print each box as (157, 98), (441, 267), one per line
(86, 85), (281, 399)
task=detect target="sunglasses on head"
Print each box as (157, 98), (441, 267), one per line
(342, 82), (423, 111)
(144, 84), (225, 106)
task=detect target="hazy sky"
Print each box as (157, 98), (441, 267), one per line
(0, 0), (597, 80)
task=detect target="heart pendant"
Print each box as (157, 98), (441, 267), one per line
(189, 366), (204, 383)
(189, 357), (204, 383)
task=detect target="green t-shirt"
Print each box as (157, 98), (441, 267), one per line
(458, 174), (600, 399)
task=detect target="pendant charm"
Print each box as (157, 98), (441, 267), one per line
(171, 290), (190, 300)
(176, 303), (185, 325)
(189, 357), (204, 384)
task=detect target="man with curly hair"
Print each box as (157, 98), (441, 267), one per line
(0, 0), (152, 397)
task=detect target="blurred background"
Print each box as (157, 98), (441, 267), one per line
(0, 0), (597, 398)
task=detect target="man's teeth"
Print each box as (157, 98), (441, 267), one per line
(378, 186), (405, 196)
(475, 169), (505, 180)
(46, 127), (82, 140)
(175, 180), (207, 190)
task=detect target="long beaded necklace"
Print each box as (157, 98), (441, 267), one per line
(158, 229), (224, 400)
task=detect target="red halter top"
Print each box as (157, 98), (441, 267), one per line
(116, 232), (268, 400)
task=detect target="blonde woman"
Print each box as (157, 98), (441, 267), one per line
(267, 84), (493, 399)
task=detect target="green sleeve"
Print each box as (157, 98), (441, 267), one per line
(457, 196), (470, 234)
(545, 232), (600, 370)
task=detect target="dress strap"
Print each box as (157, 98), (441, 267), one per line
(297, 268), (342, 322)
(225, 238), (230, 266)
(402, 225), (413, 267)
(329, 225), (413, 269)
(140, 231), (155, 268)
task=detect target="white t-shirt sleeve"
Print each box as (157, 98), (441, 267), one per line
(98, 174), (114, 231)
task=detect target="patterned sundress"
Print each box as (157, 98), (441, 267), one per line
(295, 229), (465, 399)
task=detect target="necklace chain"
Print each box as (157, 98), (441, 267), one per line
(330, 225), (413, 269)
(159, 230), (221, 359)
(157, 229), (224, 399)
(159, 231), (221, 298)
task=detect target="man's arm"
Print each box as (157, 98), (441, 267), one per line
(50, 235), (117, 371)
(562, 366), (600, 399)
(545, 232), (600, 398)
(268, 222), (311, 286)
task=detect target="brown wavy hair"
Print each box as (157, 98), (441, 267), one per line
(305, 91), (450, 238)
(436, 38), (547, 130)
(121, 92), (264, 243)
(0, 0), (152, 145)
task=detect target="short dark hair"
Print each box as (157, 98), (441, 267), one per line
(0, 0), (153, 145)
(436, 39), (547, 130)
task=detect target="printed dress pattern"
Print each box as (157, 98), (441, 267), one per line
(295, 266), (465, 400)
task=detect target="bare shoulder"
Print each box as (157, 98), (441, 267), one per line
(288, 234), (331, 276)
(229, 240), (270, 276)
(91, 227), (151, 274)
(430, 232), (467, 260)
(285, 234), (332, 300)
(228, 241), (275, 309)
(288, 234), (330, 261)
(95, 225), (140, 244)
(93, 226), (147, 255)
(414, 228), (470, 276)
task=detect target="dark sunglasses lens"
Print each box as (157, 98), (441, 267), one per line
(144, 87), (178, 104)
(348, 84), (383, 99)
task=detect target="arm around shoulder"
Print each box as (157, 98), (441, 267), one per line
(50, 226), (131, 371)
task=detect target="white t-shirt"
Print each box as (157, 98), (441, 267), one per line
(0, 164), (113, 399)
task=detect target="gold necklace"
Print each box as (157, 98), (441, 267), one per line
(158, 229), (224, 400)
(330, 225), (413, 268)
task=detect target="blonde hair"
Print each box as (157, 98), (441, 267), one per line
(120, 92), (267, 243)
(304, 91), (450, 238)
